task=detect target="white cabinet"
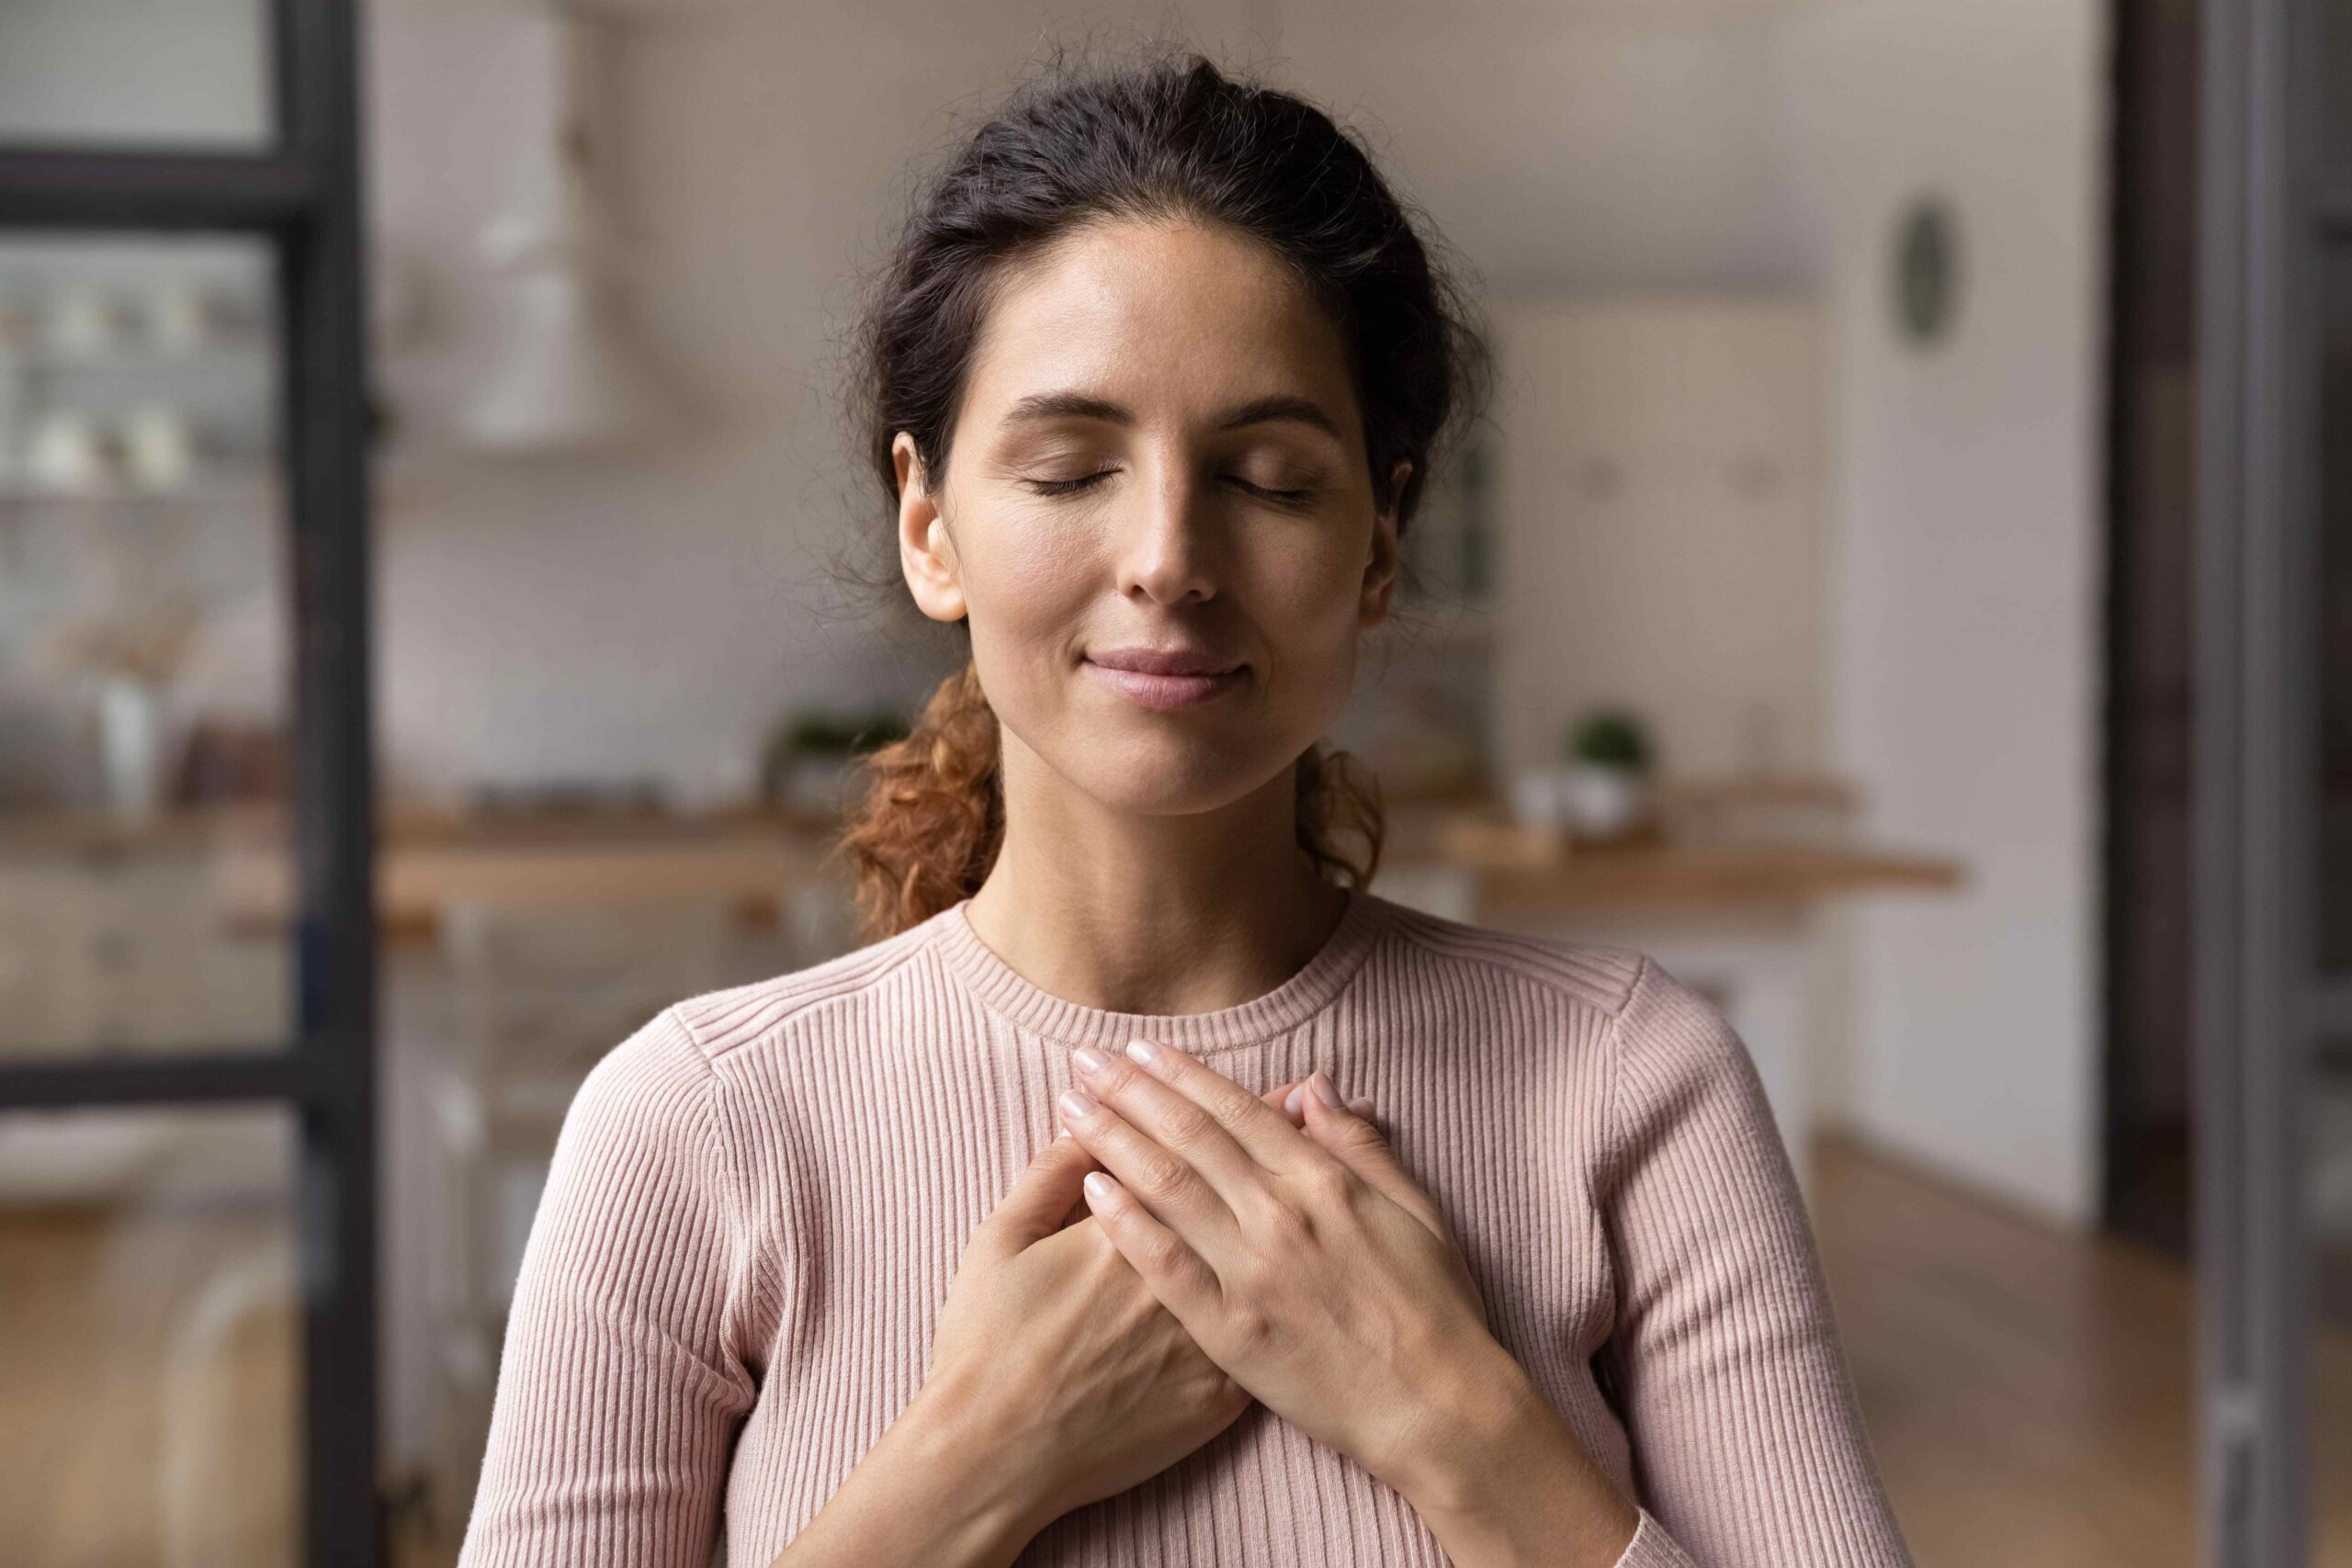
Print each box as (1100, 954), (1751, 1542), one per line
(1487, 298), (1828, 781)
(0, 845), (289, 1058)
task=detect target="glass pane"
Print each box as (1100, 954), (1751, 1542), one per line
(2324, 247), (2352, 976)
(0, 0), (272, 150)
(2323, 1043), (2352, 1563)
(0, 1104), (299, 1566)
(0, 234), (295, 1057)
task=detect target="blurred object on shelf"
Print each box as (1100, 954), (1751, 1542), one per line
(760, 705), (909, 815)
(1652, 775), (1860, 846)
(168, 719), (286, 806)
(1437, 804), (1569, 869)
(466, 777), (668, 818)
(1560, 705), (1655, 844)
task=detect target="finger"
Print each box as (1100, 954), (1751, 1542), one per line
(1057, 1080), (1244, 1256)
(1267, 1079), (1310, 1127)
(1078, 1039), (1323, 1196)
(974, 1133), (1100, 1258)
(1295, 1071), (1454, 1242)
(1078, 1168), (1222, 1325)
(1282, 1077), (1371, 1124)
(1068, 1048), (1279, 1213)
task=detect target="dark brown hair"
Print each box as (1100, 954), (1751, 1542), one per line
(839, 51), (1488, 941)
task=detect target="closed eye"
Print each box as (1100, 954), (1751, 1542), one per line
(1020, 470), (1315, 502)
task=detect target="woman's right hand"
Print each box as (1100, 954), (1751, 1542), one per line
(770, 1075), (1374, 1567)
(919, 1077), (1323, 1532)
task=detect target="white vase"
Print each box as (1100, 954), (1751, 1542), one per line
(1562, 762), (1646, 842)
(96, 676), (167, 820)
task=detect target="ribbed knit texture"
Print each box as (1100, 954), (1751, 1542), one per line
(458, 890), (1913, 1567)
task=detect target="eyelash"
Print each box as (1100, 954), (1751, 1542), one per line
(1024, 470), (1314, 503)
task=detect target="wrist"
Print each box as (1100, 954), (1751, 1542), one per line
(1384, 1342), (1639, 1568)
(897, 1369), (1064, 1549)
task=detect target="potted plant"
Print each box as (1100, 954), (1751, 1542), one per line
(760, 706), (910, 815)
(1560, 706), (1653, 843)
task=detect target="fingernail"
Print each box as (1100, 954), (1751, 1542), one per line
(1310, 1070), (1342, 1108)
(1083, 1171), (1114, 1203)
(1058, 1088), (1098, 1121)
(1072, 1045), (1108, 1075)
(1347, 1097), (1374, 1118)
(1284, 1084), (1305, 1116)
(1055, 1124), (1071, 1139)
(1125, 1039), (1159, 1066)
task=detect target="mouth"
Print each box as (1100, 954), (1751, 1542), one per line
(1081, 646), (1248, 711)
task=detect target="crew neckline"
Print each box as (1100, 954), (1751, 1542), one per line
(930, 887), (1393, 1055)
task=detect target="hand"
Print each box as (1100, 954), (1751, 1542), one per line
(1056, 1042), (1501, 1492)
(916, 1074), (1327, 1537)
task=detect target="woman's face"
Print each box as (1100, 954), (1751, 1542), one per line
(894, 216), (1404, 821)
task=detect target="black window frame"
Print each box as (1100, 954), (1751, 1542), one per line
(0, 4), (379, 1564)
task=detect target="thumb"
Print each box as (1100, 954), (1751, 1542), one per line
(978, 1134), (1100, 1258)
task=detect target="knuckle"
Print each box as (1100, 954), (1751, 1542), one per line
(1260, 1195), (1317, 1247)
(1159, 1100), (1219, 1150)
(1129, 1152), (1192, 1205)
(1201, 1077), (1261, 1125)
(1226, 1303), (1277, 1355)
(1296, 1157), (1356, 1208)
(1135, 1228), (1189, 1275)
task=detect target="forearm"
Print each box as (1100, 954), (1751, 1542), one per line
(767, 1371), (1060, 1568)
(1384, 1340), (1641, 1568)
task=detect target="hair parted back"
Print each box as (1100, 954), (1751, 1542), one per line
(838, 48), (1490, 942)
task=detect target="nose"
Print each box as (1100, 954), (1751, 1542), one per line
(1114, 459), (1218, 607)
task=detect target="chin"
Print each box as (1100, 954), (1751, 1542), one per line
(1054, 728), (1297, 818)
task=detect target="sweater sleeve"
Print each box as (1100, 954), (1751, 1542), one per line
(457, 1005), (758, 1568)
(1592, 955), (1914, 1567)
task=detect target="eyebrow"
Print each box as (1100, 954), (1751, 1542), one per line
(1003, 390), (1344, 441)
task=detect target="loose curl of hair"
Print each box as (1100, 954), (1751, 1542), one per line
(838, 50), (1489, 942)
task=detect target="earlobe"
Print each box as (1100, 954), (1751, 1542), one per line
(894, 433), (968, 623)
(1360, 458), (1410, 626)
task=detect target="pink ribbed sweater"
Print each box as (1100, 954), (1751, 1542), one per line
(458, 890), (1913, 1567)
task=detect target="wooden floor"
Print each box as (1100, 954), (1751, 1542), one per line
(1812, 1133), (2352, 1567)
(7, 1137), (2347, 1566)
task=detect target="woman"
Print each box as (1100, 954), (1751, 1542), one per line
(458, 53), (1914, 1568)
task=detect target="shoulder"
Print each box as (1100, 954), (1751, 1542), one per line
(1361, 893), (1753, 1104)
(1363, 890), (1648, 1022)
(659, 906), (954, 1068)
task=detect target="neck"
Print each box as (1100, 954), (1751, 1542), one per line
(964, 736), (1351, 1017)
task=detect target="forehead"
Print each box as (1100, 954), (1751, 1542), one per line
(961, 217), (1360, 434)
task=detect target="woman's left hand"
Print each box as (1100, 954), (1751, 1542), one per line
(1055, 1039), (1505, 1493)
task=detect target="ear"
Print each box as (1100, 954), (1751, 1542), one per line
(895, 431), (967, 623)
(1359, 457), (1409, 628)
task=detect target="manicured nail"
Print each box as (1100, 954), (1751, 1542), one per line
(1083, 1171), (1114, 1204)
(1310, 1070), (1342, 1108)
(1125, 1039), (1159, 1066)
(1059, 1088), (1098, 1121)
(1347, 1097), (1374, 1118)
(1284, 1084), (1306, 1116)
(1072, 1045), (1108, 1075)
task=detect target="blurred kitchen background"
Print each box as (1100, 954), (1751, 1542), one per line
(1, 0), (2346, 1564)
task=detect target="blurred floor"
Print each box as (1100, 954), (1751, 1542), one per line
(1814, 1134), (2352, 1568)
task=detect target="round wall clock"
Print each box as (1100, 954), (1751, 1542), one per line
(1894, 196), (1961, 348)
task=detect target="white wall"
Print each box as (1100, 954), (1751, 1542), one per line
(1766, 0), (2108, 1224)
(365, 0), (1283, 807)
(363, 0), (2109, 1224)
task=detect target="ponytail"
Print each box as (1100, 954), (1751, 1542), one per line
(839, 661), (1386, 942)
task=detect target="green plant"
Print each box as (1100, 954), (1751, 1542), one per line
(761, 706), (912, 799)
(1566, 707), (1651, 772)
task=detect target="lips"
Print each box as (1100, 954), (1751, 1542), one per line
(1082, 646), (1247, 711)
